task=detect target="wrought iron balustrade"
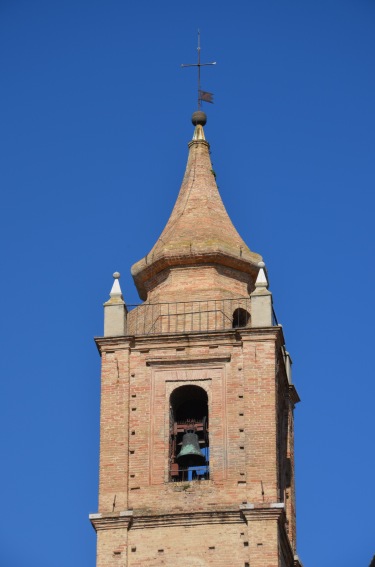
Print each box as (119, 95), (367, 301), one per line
(169, 466), (210, 482)
(126, 297), (252, 336)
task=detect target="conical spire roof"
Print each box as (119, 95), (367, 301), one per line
(131, 113), (262, 300)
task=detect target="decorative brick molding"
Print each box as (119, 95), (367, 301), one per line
(146, 354), (231, 366)
(131, 509), (243, 529)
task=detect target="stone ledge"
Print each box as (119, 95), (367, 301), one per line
(239, 325), (285, 345)
(132, 252), (261, 301)
(240, 502), (285, 521)
(91, 509), (245, 531)
(94, 336), (133, 354)
(95, 329), (241, 353)
(90, 505), (293, 531)
(95, 326), (285, 353)
(89, 511), (133, 532)
(131, 510), (243, 529)
(146, 354), (231, 366)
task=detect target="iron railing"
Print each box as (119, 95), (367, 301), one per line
(169, 466), (210, 482)
(126, 297), (252, 336)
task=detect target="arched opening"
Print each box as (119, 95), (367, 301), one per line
(232, 308), (250, 328)
(169, 385), (209, 481)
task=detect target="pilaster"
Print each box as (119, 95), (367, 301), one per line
(241, 328), (280, 504)
(97, 339), (132, 513)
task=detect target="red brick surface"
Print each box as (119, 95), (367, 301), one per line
(92, 125), (299, 566)
(93, 328), (297, 566)
(131, 138), (262, 301)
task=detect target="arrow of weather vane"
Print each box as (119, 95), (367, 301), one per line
(181, 31), (216, 110)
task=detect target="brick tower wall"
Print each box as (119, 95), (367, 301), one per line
(94, 326), (295, 567)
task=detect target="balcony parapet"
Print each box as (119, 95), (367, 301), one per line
(126, 297), (253, 336)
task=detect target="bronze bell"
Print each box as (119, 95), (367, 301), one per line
(176, 430), (205, 468)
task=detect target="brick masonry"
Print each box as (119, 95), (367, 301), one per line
(92, 326), (299, 566)
(91, 121), (301, 566)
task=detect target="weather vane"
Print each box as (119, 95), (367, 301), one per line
(181, 30), (216, 110)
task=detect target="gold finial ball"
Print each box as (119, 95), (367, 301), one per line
(191, 111), (207, 126)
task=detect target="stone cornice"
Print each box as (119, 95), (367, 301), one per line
(239, 325), (284, 345)
(95, 330), (241, 354)
(239, 502), (285, 522)
(90, 509), (242, 531)
(132, 509), (242, 529)
(89, 511), (133, 531)
(132, 329), (241, 346)
(90, 505), (298, 564)
(132, 255), (260, 302)
(146, 354), (231, 366)
(95, 326), (284, 352)
(94, 336), (133, 354)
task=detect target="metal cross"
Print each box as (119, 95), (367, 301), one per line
(181, 30), (216, 110)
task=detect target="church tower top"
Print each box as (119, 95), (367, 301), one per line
(131, 114), (262, 301)
(92, 50), (301, 564)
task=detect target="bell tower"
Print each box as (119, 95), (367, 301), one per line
(90, 110), (302, 567)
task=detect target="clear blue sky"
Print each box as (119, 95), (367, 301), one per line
(1, 1), (374, 566)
